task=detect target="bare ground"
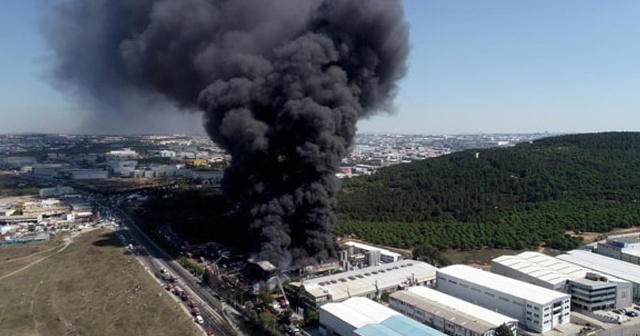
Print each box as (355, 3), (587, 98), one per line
(0, 229), (202, 336)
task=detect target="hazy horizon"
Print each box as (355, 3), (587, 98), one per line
(1, 0), (639, 135)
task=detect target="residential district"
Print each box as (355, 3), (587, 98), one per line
(1, 132), (640, 336)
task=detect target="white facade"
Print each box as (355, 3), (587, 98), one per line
(558, 250), (640, 301)
(159, 150), (176, 157)
(491, 252), (631, 310)
(389, 286), (518, 336)
(597, 237), (640, 266)
(107, 148), (138, 158)
(343, 241), (402, 265)
(437, 265), (571, 333)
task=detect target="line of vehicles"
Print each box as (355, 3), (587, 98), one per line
(159, 267), (210, 328)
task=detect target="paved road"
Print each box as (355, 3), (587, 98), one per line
(11, 174), (251, 336)
(107, 196), (242, 336)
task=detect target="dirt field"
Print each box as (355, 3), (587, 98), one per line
(0, 229), (202, 336)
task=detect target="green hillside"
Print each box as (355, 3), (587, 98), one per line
(335, 132), (640, 251)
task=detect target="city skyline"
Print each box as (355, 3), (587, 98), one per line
(1, 0), (639, 135)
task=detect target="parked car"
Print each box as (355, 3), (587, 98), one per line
(626, 311), (638, 317)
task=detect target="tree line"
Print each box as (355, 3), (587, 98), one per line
(336, 132), (640, 251)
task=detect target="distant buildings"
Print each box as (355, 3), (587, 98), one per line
(436, 265), (571, 333)
(39, 186), (75, 198)
(107, 148), (138, 158)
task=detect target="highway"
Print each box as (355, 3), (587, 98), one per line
(105, 195), (244, 336)
(10, 173), (252, 336)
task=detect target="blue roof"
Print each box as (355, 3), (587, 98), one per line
(354, 324), (404, 336)
(381, 315), (447, 336)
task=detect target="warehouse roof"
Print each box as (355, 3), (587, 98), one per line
(557, 250), (640, 284)
(381, 315), (446, 336)
(298, 259), (437, 302)
(354, 323), (404, 336)
(391, 287), (517, 334)
(492, 251), (625, 286)
(438, 265), (570, 305)
(343, 241), (402, 258)
(320, 297), (400, 330)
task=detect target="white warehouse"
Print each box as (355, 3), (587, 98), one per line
(558, 250), (640, 302)
(288, 260), (437, 310)
(389, 286), (518, 336)
(492, 252), (632, 311)
(319, 297), (446, 336)
(436, 265), (571, 334)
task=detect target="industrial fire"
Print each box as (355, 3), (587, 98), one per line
(45, 0), (409, 268)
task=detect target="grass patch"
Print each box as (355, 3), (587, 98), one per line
(0, 229), (202, 336)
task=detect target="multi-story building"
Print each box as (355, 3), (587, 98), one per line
(491, 252), (632, 310)
(558, 250), (640, 302)
(436, 265), (571, 333)
(597, 237), (640, 265)
(389, 286), (518, 336)
(342, 241), (402, 266)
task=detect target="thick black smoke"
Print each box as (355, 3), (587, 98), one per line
(44, 0), (409, 267)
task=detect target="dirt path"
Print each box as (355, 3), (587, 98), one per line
(0, 244), (62, 265)
(50, 280), (77, 335)
(0, 242), (70, 282)
(29, 280), (43, 336)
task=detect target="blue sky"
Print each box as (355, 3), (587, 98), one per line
(1, 0), (639, 135)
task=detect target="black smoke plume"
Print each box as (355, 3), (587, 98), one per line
(44, 0), (409, 267)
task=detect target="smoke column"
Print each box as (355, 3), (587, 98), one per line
(44, 0), (409, 267)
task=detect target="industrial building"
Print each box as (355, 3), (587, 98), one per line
(341, 241), (402, 267)
(39, 186), (75, 198)
(436, 265), (571, 333)
(389, 286), (518, 336)
(596, 237), (640, 265)
(491, 252), (632, 310)
(319, 297), (446, 336)
(66, 169), (109, 180)
(32, 164), (68, 178)
(557, 250), (640, 302)
(286, 260), (437, 310)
